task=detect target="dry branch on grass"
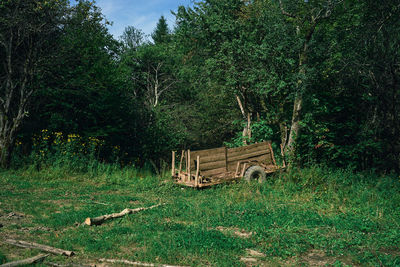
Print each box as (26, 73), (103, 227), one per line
(84, 203), (164, 226)
(99, 258), (188, 267)
(3, 239), (74, 257)
(0, 254), (48, 267)
(46, 262), (94, 267)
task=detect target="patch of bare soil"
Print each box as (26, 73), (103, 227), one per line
(380, 248), (400, 257)
(240, 249), (267, 266)
(302, 250), (335, 266)
(215, 226), (254, 238)
(284, 249), (356, 267)
(0, 211), (32, 232)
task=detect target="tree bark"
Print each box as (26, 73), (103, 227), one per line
(285, 41), (308, 160)
(236, 94), (251, 144)
(84, 203), (164, 226)
(4, 239), (75, 257)
(98, 258), (188, 267)
(0, 254), (48, 267)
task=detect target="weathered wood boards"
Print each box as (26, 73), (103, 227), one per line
(174, 141), (278, 187)
(196, 142), (273, 175)
(4, 239), (74, 257)
(99, 258), (188, 267)
(0, 254), (48, 267)
(84, 204), (163, 226)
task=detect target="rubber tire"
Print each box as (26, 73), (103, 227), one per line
(244, 165), (266, 183)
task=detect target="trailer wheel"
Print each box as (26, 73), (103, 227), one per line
(244, 166), (266, 183)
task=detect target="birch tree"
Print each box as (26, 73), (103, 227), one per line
(0, 0), (67, 167)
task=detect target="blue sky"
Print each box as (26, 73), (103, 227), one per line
(94, 0), (195, 39)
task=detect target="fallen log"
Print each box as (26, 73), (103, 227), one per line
(84, 203), (164, 226)
(0, 254), (48, 267)
(98, 258), (188, 267)
(4, 239), (74, 257)
(46, 262), (94, 267)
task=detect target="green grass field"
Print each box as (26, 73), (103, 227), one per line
(0, 166), (399, 266)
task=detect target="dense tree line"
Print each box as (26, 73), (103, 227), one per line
(0, 0), (399, 172)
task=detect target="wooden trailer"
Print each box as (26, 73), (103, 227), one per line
(171, 141), (280, 188)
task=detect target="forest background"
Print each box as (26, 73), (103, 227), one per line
(1, 0), (399, 173)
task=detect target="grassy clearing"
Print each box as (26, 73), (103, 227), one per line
(0, 166), (400, 266)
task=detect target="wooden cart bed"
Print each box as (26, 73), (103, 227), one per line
(171, 141), (279, 188)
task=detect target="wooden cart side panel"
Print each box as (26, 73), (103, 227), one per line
(190, 147), (226, 168)
(190, 147), (226, 159)
(199, 159), (226, 171)
(227, 154), (270, 172)
(227, 142), (269, 158)
(228, 149), (270, 163)
(201, 167), (227, 177)
(227, 141), (275, 172)
(189, 153), (226, 167)
(180, 141), (277, 180)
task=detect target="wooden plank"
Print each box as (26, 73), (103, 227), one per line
(190, 147), (226, 159)
(235, 161), (241, 176)
(201, 167), (226, 177)
(199, 159), (226, 171)
(228, 149), (269, 163)
(195, 156), (200, 187)
(190, 152), (226, 169)
(171, 151), (175, 176)
(268, 142), (277, 166)
(190, 152), (225, 166)
(224, 147), (228, 171)
(178, 150), (184, 174)
(227, 154), (269, 172)
(185, 150), (188, 181)
(187, 149), (191, 179)
(240, 163), (248, 177)
(227, 142), (269, 158)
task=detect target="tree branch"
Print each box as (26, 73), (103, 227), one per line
(279, 0), (297, 18)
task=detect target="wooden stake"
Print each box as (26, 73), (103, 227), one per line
(224, 147), (228, 171)
(235, 162), (241, 177)
(240, 163), (248, 177)
(171, 151), (175, 177)
(268, 142), (277, 166)
(0, 254), (49, 267)
(187, 149), (191, 180)
(195, 156), (200, 187)
(185, 150), (188, 181)
(98, 258), (188, 267)
(178, 150), (184, 176)
(45, 262), (94, 267)
(3, 239), (74, 257)
(84, 204), (163, 226)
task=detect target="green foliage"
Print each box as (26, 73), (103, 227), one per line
(224, 119), (275, 148)
(0, 252), (6, 265)
(151, 16), (171, 44)
(2, 0), (399, 172)
(120, 25), (145, 50)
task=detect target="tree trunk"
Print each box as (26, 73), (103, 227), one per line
(285, 93), (303, 158)
(0, 254), (48, 267)
(285, 41), (308, 162)
(0, 125), (15, 169)
(236, 94), (251, 144)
